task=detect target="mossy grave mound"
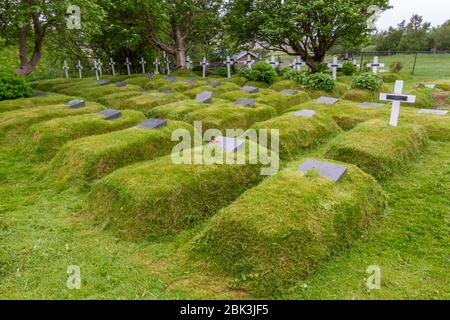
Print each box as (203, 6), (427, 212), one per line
(184, 102), (277, 131)
(435, 80), (450, 91)
(342, 89), (380, 103)
(47, 120), (194, 189)
(326, 119), (429, 180)
(30, 78), (85, 91)
(96, 91), (145, 109)
(251, 111), (340, 160)
(0, 102), (105, 142)
(62, 83), (142, 100)
(183, 83), (240, 99)
(256, 90), (311, 114)
(270, 80), (299, 91)
(407, 87), (434, 109)
(122, 91), (188, 114)
(0, 93), (78, 113)
(23, 110), (145, 161)
(192, 159), (386, 296)
(84, 143), (266, 240)
(159, 80), (208, 93)
(149, 99), (226, 121)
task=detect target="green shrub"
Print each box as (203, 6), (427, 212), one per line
(215, 66), (230, 77)
(46, 120), (194, 188)
(84, 143), (265, 240)
(381, 73), (403, 83)
(251, 111), (340, 160)
(326, 119), (429, 180)
(316, 63), (328, 73)
(192, 159), (386, 296)
(350, 73), (383, 91)
(238, 62), (278, 84)
(342, 62), (357, 76)
(342, 89), (379, 102)
(270, 80), (298, 91)
(24, 110), (145, 161)
(0, 72), (33, 101)
(281, 69), (309, 85)
(306, 73), (336, 92)
(390, 61), (403, 73)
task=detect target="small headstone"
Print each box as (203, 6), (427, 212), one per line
(316, 96), (339, 104)
(145, 73), (155, 78)
(293, 110), (316, 118)
(161, 89), (176, 94)
(424, 84), (436, 89)
(115, 81), (127, 87)
(184, 78), (197, 84)
(207, 82), (222, 88)
(97, 80), (111, 86)
(240, 86), (259, 94)
(66, 99), (85, 109)
(281, 89), (298, 95)
(209, 136), (245, 153)
(359, 102), (385, 108)
(234, 98), (255, 108)
(33, 92), (46, 97)
(166, 76), (177, 82)
(98, 108), (122, 121)
(137, 119), (168, 129)
(418, 109), (448, 115)
(299, 160), (348, 182)
(196, 91), (213, 104)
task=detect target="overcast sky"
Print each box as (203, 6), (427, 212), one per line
(377, 0), (449, 30)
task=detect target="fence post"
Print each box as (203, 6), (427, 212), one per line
(411, 52), (418, 75)
(360, 52), (364, 71)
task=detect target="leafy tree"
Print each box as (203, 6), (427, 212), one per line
(398, 15), (431, 51)
(435, 20), (450, 50)
(225, 0), (389, 72)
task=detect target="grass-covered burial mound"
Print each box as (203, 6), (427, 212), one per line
(192, 160), (386, 296)
(0, 93), (78, 113)
(325, 120), (429, 180)
(84, 143), (266, 240)
(47, 120), (194, 188)
(122, 91), (188, 114)
(24, 110), (145, 161)
(251, 110), (341, 160)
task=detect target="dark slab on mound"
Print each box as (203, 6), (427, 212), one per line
(360, 102), (385, 108)
(207, 82), (223, 88)
(293, 109), (316, 118)
(162, 89), (176, 94)
(137, 119), (168, 129)
(240, 86), (259, 94)
(281, 89), (298, 95)
(66, 99), (86, 109)
(234, 98), (255, 108)
(299, 159), (348, 182)
(98, 108), (122, 121)
(166, 76), (177, 82)
(116, 81), (127, 87)
(97, 80), (112, 86)
(196, 91), (213, 104)
(33, 91), (46, 97)
(418, 109), (448, 115)
(316, 96), (339, 104)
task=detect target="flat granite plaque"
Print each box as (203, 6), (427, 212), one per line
(315, 96), (339, 104)
(234, 98), (255, 108)
(240, 86), (259, 94)
(293, 110), (316, 118)
(299, 160), (348, 182)
(162, 89), (176, 94)
(137, 119), (167, 129)
(115, 81), (127, 87)
(360, 102), (385, 108)
(184, 79), (197, 84)
(145, 73), (155, 78)
(196, 91), (213, 104)
(97, 80), (111, 86)
(207, 82), (222, 88)
(33, 92), (46, 97)
(66, 99), (86, 109)
(424, 84), (436, 89)
(209, 136), (245, 153)
(281, 89), (298, 95)
(418, 109), (448, 115)
(98, 108), (122, 121)
(166, 76), (177, 82)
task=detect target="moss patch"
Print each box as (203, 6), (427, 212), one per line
(23, 110), (145, 161)
(84, 144), (265, 240)
(192, 160), (386, 296)
(251, 111), (341, 160)
(326, 119), (429, 180)
(0, 93), (78, 113)
(434, 80), (450, 91)
(342, 89), (380, 103)
(96, 91), (145, 109)
(256, 90), (310, 114)
(183, 83), (240, 99)
(0, 102), (105, 141)
(270, 80), (299, 91)
(121, 91), (188, 114)
(46, 120), (194, 188)
(407, 88), (434, 109)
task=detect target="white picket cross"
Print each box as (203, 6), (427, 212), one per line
(268, 55), (279, 68)
(245, 54), (255, 68)
(327, 57), (342, 80)
(379, 80), (416, 127)
(186, 56), (192, 70)
(200, 57), (209, 78)
(140, 57), (147, 74)
(76, 60), (83, 79)
(109, 58), (116, 76)
(154, 58), (160, 74)
(125, 57), (132, 76)
(224, 56), (234, 78)
(63, 60), (69, 79)
(367, 56), (385, 74)
(352, 59), (361, 68)
(163, 52), (170, 75)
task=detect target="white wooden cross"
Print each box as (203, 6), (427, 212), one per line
(186, 56), (192, 70)
(140, 57), (147, 74)
(352, 59), (360, 69)
(154, 58), (160, 74)
(93, 60), (100, 80)
(163, 52), (170, 75)
(200, 57), (209, 78)
(125, 57), (132, 76)
(63, 60), (69, 79)
(97, 59), (103, 77)
(224, 56), (234, 78)
(76, 60), (83, 79)
(380, 80), (416, 127)
(327, 57), (342, 80)
(367, 56), (384, 74)
(268, 55), (279, 68)
(293, 56), (304, 71)
(109, 58), (116, 76)
(245, 54), (255, 68)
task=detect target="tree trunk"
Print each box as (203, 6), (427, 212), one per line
(15, 20), (44, 76)
(174, 25), (187, 69)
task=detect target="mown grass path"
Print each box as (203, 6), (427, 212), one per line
(0, 140), (448, 299)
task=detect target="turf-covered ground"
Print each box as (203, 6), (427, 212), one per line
(0, 72), (448, 299)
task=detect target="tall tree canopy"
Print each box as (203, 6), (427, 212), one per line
(225, 0), (389, 72)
